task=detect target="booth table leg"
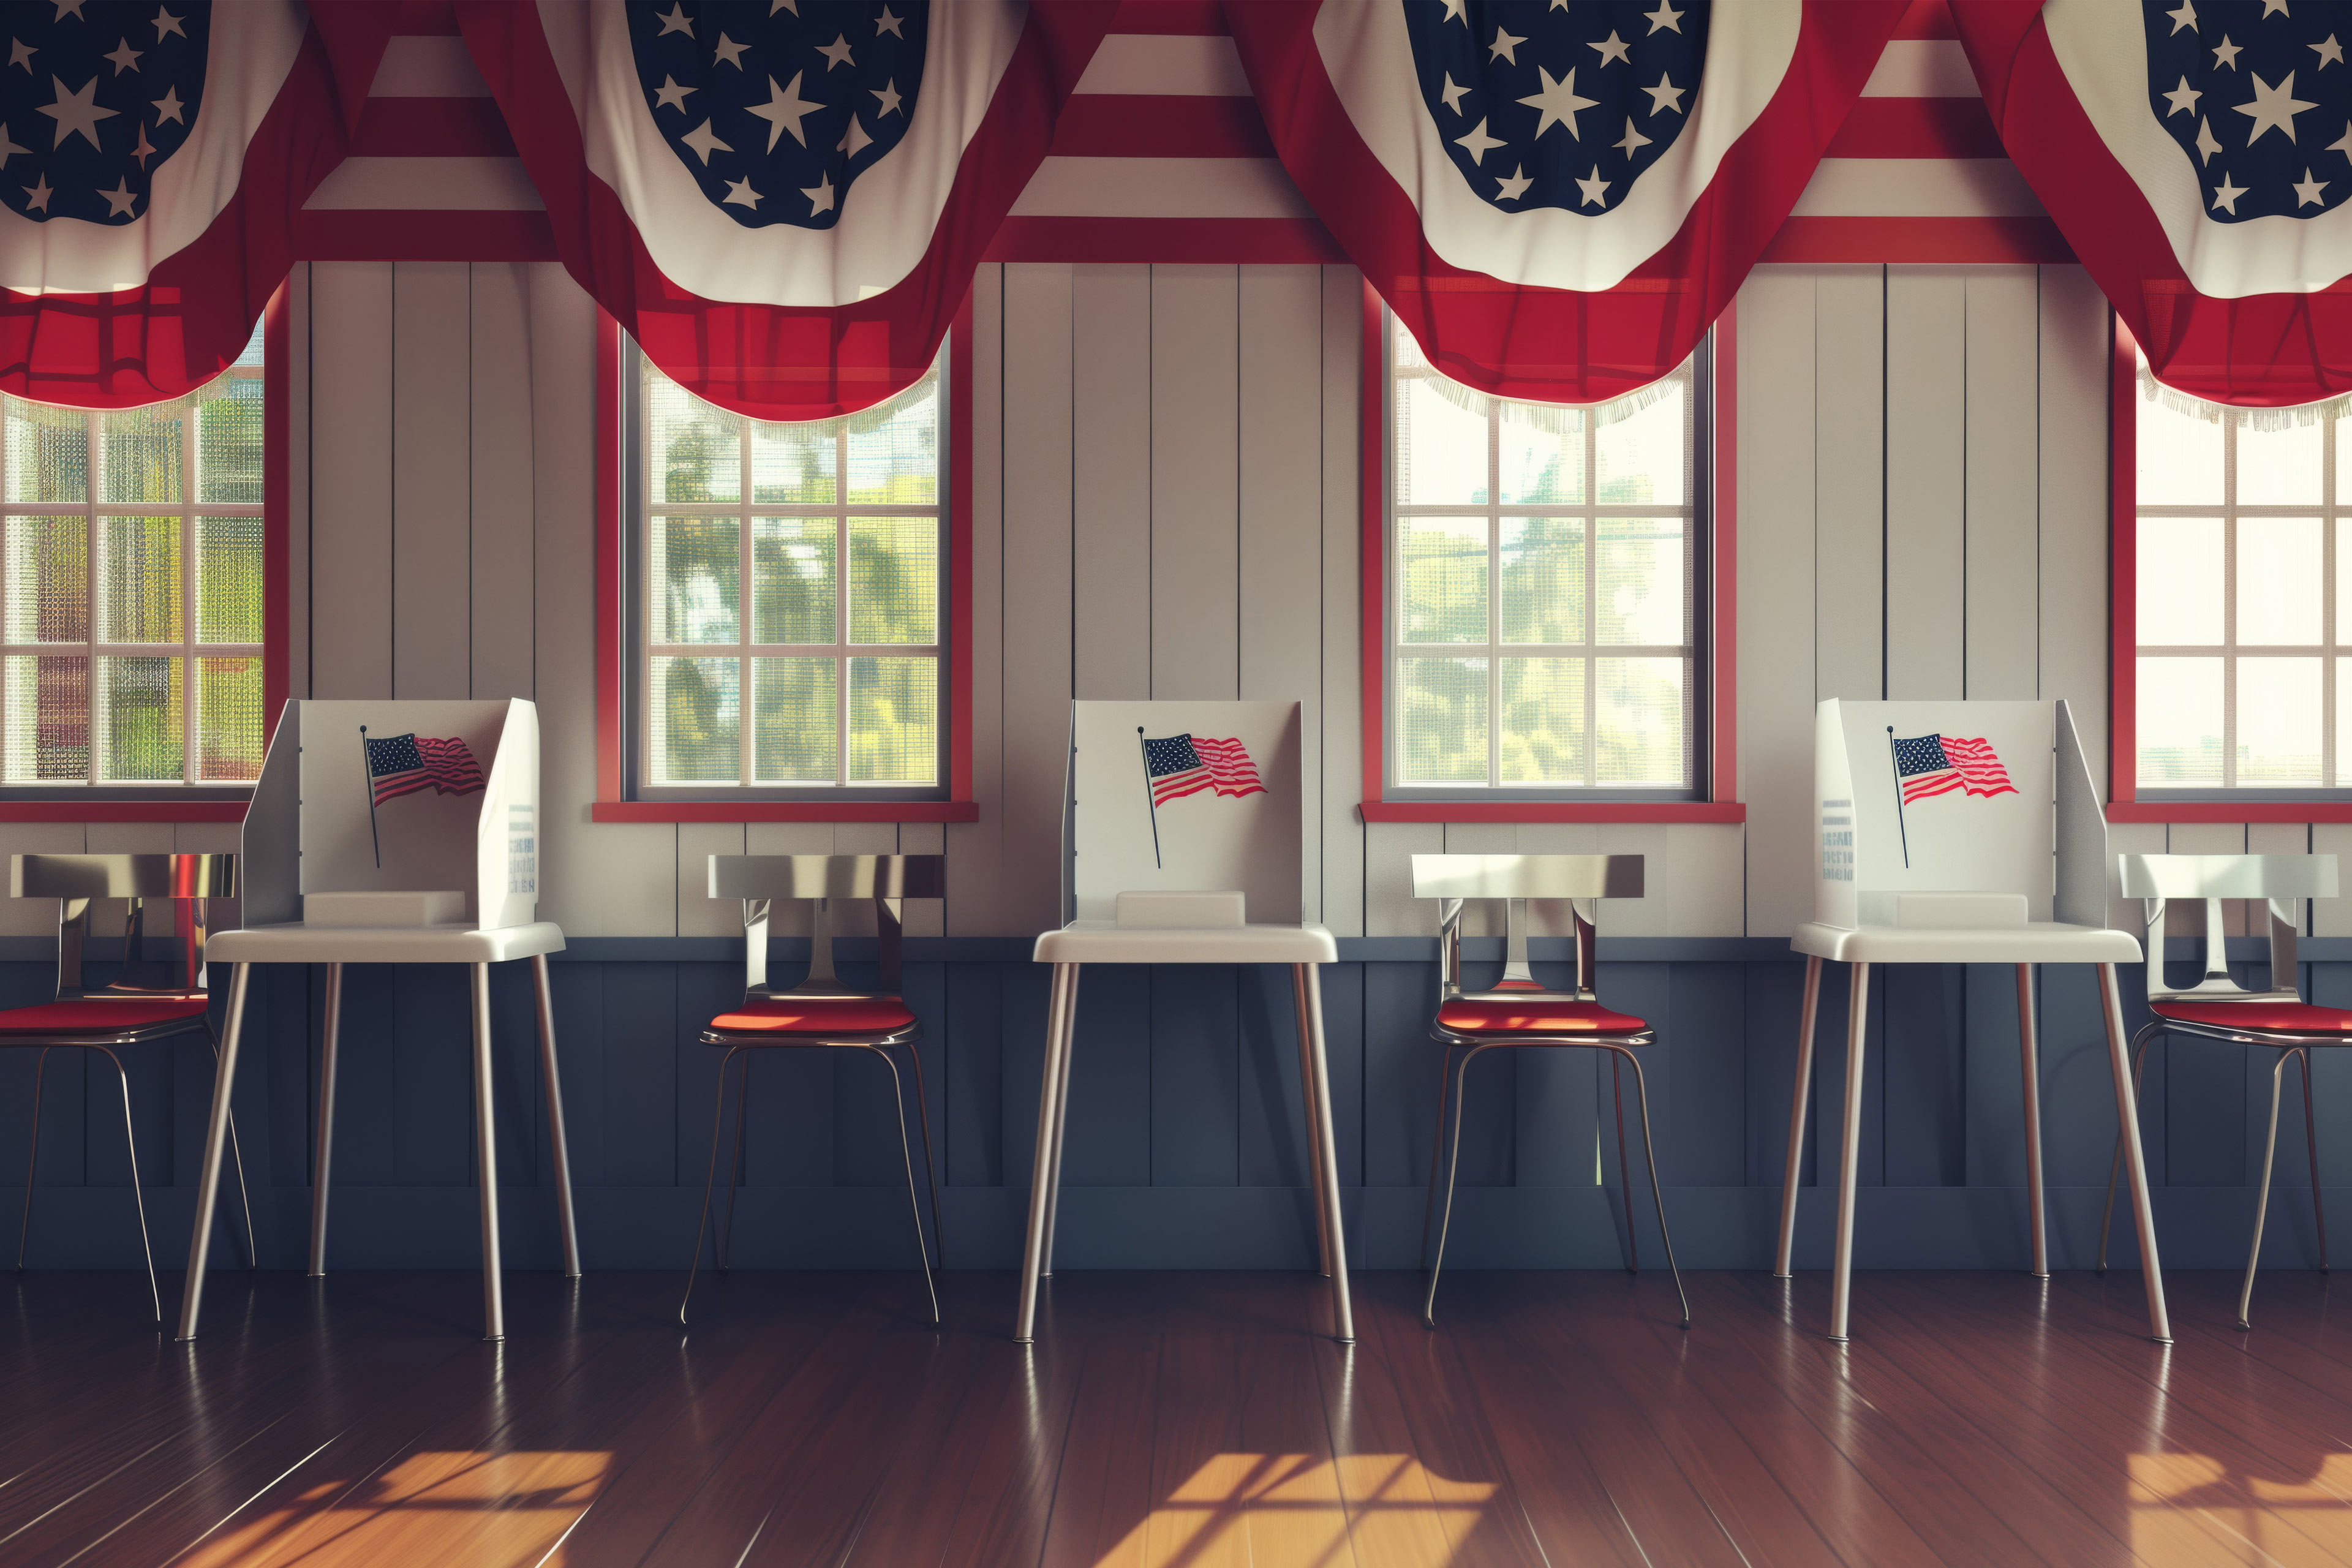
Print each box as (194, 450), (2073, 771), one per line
(1291, 965), (1333, 1278)
(1774, 955), (1823, 1278)
(1014, 963), (1079, 1344)
(2016, 963), (2049, 1279)
(309, 963), (344, 1277)
(1295, 963), (1354, 1345)
(2099, 962), (2173, 1343)
(471, 963), (505, 1343)
(532, 954), (582, 1279)
(1828, 961), (1870, 1343)
(175, 963), (251, 1341)
(1039, 968), (1080, 1279)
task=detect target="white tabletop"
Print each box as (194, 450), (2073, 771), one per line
(208, 921), (566, 965)
(1792, 921), (2141, 965)
(1035, 922), (1338, 965)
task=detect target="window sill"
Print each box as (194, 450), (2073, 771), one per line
(1359, 801), (1745, 824)
(2107, 801), (2352, 823)
(592, 801), (979, 824)
(0, 801), (249, 822)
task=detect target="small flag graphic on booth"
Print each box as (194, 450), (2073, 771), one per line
(1142, 734), (1265, 805)
(364, 733), (486, 805)
(1891, 734), (2016, 804)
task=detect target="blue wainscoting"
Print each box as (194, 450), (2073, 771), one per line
(1, 936), (2339, 1274)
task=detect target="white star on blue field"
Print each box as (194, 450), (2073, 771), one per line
(0, 1), (208, 227)
(2144, 0), (2352, 222)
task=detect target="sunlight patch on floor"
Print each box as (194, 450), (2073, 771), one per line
(1093, 1452), (1497, 1567)
(2132, 1450), (2352, 1562)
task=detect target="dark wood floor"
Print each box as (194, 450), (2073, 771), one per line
(2, 1265), (2349, 1566)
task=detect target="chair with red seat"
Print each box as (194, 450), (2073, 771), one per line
(2098, 852), (2342, 1328)
(1413, 853), (1687, 1329)
(680, 853), (944, 1325)
(8, 853), (253, 1322)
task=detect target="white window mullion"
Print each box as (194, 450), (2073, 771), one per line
(739, 407), (754, 790)
(85, 410), (100, 785)
(182, 397), (197, 783)
(837, 423), (851, 789)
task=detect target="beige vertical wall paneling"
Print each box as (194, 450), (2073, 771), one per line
(1736, 270), (1822, 937)
(468, 264), (538, 699)
(1518, 822), (1601, 938)
(309, 263), (395, 699)
(900, 820), (944, 937)
(1813, 265), (1883, 703)
(1319, 266), (1364, 938)
(2167, 822), (2252, 936)
(2107, 820), (2165, 936)
(287, 263), (312, 701)
(829, 821), (899, 937)
(2247, 823), (2311, 939)
(2037, 265), (2111, 796)
(998, 265), (1077, 935)
(1441, 823), (1515, 937)
(1070, 265), (1153, 702)
(1149, 265), (1240, 700)
(1364, 821), (1441, 936)
(1962, 268), (2041, 699)
(2313, 824), (2352, 937)
(390, 262), (473, 699)
(1885, 266), (1967, 700)
(746, 821), (834, 937)
(677, 823), (745, 938)
(0, 825), (81, 937)
(946, 266), (1007, 937)
(1238, 266), (1327, 925)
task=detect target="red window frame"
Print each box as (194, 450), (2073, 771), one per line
(0, 282), (290, 824)
(590, 301), (978, 823)
(1356, 282), (1743, 824)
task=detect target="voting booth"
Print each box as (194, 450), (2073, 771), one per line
(176, 699), (579, 1346)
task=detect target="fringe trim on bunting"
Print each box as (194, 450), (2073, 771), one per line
(1409, 364), (1679, 432)
(2141, 366), (2352, 429)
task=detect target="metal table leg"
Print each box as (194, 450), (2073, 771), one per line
(175, 963), (251, 1341)
(1014, 962), (1079, 1344)
(1291, 966), (1333, 1278)
(2098, 962), (2173, 1343)
(309, 963), (344, 1276)
(1828, 961), (1871, 1343)
(470, 963), (505, 1343)
(1774, 954), (1824, 1277)
(1295, 963), (1354, 1344)
(1038, 967), (1080, 1278)
(531, 954), (582, 1279)
(2016, 963), (2049, 1278)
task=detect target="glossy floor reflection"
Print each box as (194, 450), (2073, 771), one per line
(0, 1266), (2342, 1565)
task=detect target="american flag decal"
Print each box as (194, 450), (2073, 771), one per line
(1891, 734), (2016, 805)
(1141, 734), (1265, 806)
(365, 733), (487, 805)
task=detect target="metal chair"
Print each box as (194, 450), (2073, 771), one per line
(2098, 853), (2340, 1329)
(1414, 853), (1687, 1329)
(681, 854), (945, 1326)
(7, 853), (252, 1321)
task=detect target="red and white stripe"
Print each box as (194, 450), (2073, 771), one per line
(1192, 736), (1266, 799)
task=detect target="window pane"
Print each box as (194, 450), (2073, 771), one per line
(2238, 657), (2322, 783)
(647, 377), (740, 503)
(1397, 655), (1488, 783)
(197, 517), (262, 644)
(1396, 515), (1486, 643)
(96, 655), (183, 781)
(1498, 405), (1583, 504)
(1596, 379), (1686, 505)
(849, 655), (936, 783)
(4, 654), (85, 780)
(2236, 417), (2322, 505)
(649, 655), (739, 783)
(751, 420), (835, 504)
(2138, 655), (2223, 784)
(753, 516), (835, 644)
(848, 516), (937, 645)
(5, 516), (85, 643)
(1499, 516), (1583, 644)
(196, 657), (262, 780)
(1597, 518), (1686, 646)
(651, 515), (739, 644)
(847, 372), (937, 505)
(1395, 372), (1488, 505)
(1595, 657), (1686, 785)
(1500, 657), (1583, 783)
(2138, 517), (2222, 644)
(195, 378), (263, 503)
(100, 516), (180, 643)
(99, 402), (183, 503)
(754, 656), (836, 782)
(5, 401), (84, 503)
(2136, 385), (2221, 505)
(2237, 517), (2320, 644)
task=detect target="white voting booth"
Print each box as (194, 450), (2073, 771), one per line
(1774, 698), (2167, 1345)
(176, 699), (580, 1345)
(1017, 700), (1353, 1344)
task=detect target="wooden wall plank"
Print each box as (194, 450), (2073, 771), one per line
(1964, 268), (2041, 699)
(2037, 265), (2112, 793)
(1814, 265), (1882, 703)
(308, 262), (394, 699)
(1150, 265), (1240, 700)
(2315, 824), (2352, 937)
(287, 263), (312, 701)
(946, 266), (1006, 937)
(1320, 266), (1365, 938)
(677, 823), (744, 938)
(1363, 820), (1440, 937)
(390, 261), (473, 699)
(468, 262), (537, 699)
(1885, 266), (1966, 700)
(1071, 265), (1153, 703)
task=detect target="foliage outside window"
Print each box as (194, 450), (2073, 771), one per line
(2135, 362), (2352, 792)
(1388, 322), (1699, 793)
(0, 327), (265, 787)
(636, 350), (944, 793)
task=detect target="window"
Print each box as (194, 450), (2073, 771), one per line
(627, 345), (945, 797)
(0, 326), (266, 790)
(2133, 360), (2350, 795)
(1385, 320), (1703, 796)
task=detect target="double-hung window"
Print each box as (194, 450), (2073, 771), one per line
(0, 326), (266, 790)
(627, 345), (946, 798)
(1385, 320), (1704, 796)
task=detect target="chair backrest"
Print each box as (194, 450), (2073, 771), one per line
(709, 854), (944, 999)
(2117, 852), (2339, 1006)
(12, 853), (237, 1001)
(1411, 853), (1643, 1003)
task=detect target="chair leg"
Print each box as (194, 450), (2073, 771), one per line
(2098, 962), (2172, 1344)
(530, 954), (584, 1280)
(717, 1051), (752, 1273)
(904, 1041), (945, 1268)
(176, 963), (251, 1341)
(1423, 1043), (1490, 1329)
(2299, 1046), (2328, 1273)
(1611, 1054), (1638, 1275)
(2016, 963), (2049, 1279)
(1014, 963), (1080, 1344)
(94, 1048), (160, 1324)
(2097, 1025), (2160, 1274)
(680, 1046), (745, 1327)
(1419, 1045), (1457, 1271)
(309, 964), (344, 1276)
(1828, 961), (1871, 1344)
(2240, 1049), (2297, 1329)
(1604, 1044), (1689, 1328)
(17, 1047), (48, 1270)
(1774, 954), (1824, 1278)
(867, 1046), (940, 1326)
